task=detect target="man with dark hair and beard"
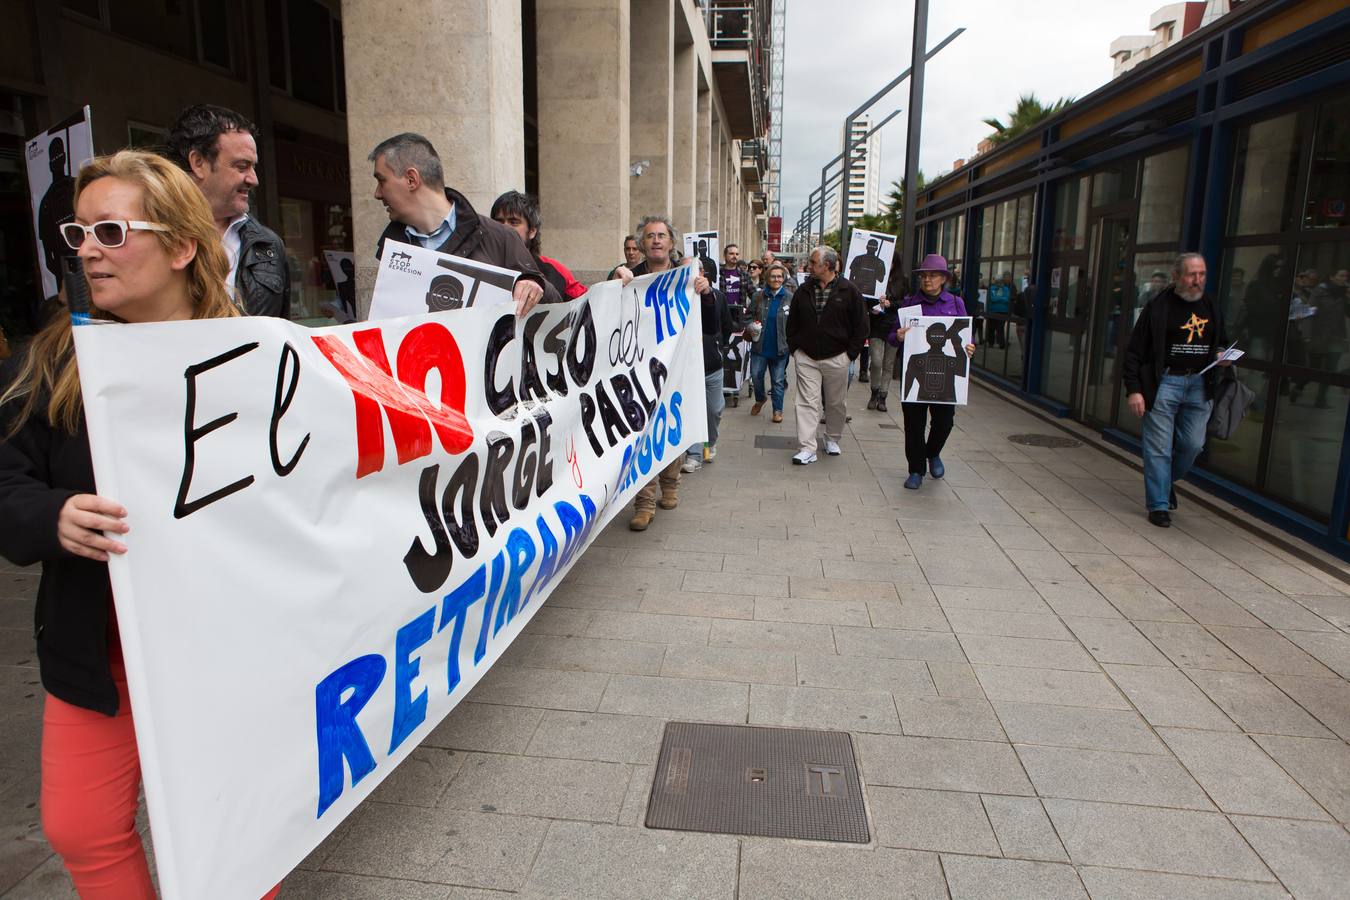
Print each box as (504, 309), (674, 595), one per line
(1123, 252), (1231, 528)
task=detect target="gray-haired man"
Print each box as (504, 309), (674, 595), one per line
(369, 132), (558, 315)
(785, 246), (867, 465)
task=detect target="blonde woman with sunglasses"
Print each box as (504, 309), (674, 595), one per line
(0, 151), (285, 898)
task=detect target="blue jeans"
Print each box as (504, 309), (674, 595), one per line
(1141, 373), (1212, 511)
(750, 354), (788, 411)
(688, 369), (726, 457)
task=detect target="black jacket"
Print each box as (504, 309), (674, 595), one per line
(1122, 286), (1227, 411)
(867, 297), (899, 340)
(786, 275), (868, 361)
(235, 216), (291, 318)
(0, 358), (117, 715)
(699, 288), (735, 375)
(376, 187), (559, 304)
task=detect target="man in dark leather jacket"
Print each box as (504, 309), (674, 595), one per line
(165, 104), (291, 318)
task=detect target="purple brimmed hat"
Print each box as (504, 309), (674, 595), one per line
(915, 254), (950, 277)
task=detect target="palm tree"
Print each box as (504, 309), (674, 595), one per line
(878, 170), (927, 235)
(982, 93), (1074, 146)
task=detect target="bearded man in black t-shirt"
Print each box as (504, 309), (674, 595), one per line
(1123, 253), (1232, 528)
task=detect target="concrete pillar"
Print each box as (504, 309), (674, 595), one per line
(671, 43), (697, 234)
(629, 0), (674, 220)
(695, 84), (712, 229)
(342, 0), (525, 311)
(537, 0), (631, 283)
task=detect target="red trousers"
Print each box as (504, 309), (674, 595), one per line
(41, 653), (281, 898)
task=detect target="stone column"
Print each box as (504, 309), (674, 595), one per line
(537, 0), (631, 283)
(342, 0), (525, 313)
(671, 43), (697, 234)
(695, 84), (712, 229)
(629, 0), (673, 219)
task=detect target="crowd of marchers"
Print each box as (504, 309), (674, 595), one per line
(0, 101), (1241, 897)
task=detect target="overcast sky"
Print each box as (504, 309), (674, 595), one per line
(779, 0), (1173, 231)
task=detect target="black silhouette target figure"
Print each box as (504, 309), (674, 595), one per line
(37, 135), (77, 293)
(848, 237), (889, 297)
(425, 274), (465, 312)
(903, 319), (971, 404)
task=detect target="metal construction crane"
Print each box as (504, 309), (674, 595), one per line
(767, 0), (785, 218)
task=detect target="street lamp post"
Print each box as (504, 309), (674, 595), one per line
(821, 24), (963, 240)
(899, 0), (931, 280)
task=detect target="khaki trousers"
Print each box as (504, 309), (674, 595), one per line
(793, 349), (850, 454)
(634, 458), (682, 511)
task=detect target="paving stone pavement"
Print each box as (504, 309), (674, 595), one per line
(3, 377), (1349, 898)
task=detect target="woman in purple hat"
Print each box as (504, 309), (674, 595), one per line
(888, 253), (976, 490)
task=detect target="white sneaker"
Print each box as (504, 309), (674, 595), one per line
(706, 444), (717, 462)
(681, 456), (702, 473)
(792, 450), (817, 466)
(824, 440), (841, 456)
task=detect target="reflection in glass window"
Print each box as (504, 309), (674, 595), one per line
(1306, 96), (1350, 230)
(1267, 379), (1348, 517)
(1053, 176), (1089, 251)
(1138, 145), (1189, 245)
(1230, 112), (1302, 236)
(981, 207), (995, 257)
(1204, 367), (1269, 488)
(1132, 252), (1176, 328)
(1016, 195), (1033, 254)
(1289, 242), (1350, 378)
(996, 199), (1017, 256)
(1222, 245), (1289, 362)
(1092, 161), (1136, 207)
(1042, 329), (1077, 405)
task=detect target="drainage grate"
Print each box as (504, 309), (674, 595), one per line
(645, 722), (869, 843)
(1007, 433), (1082, 449)
(754, 434), (798, 450)
(879, 423), (900, 430)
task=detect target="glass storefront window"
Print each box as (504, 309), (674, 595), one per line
(1230, 112), (1303, 236)
(1092, 161), (1136, 207)
(980, 207), (994, 258)
(1289, 241), (1350, 377)
(1138, 145), (1189, 245)
(1133, 251), (1176, 323)
(1042, 329), (1077, 405)
(1306, 96), (1350, 230)
(1267, 377), (1348, 518)
(1222, 244), (1289, 363)
(1015, 195), (1033, 254)
(1204, 367), (1270, 488)
(995, 199), (1016, 257)
(1053, 176), (1089, 251)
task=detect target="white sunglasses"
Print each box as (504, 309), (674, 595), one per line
(61, 219), (170, 251)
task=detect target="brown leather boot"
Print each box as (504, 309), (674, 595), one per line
(629, 508), (654, 531)
(658, 488), (679, 510)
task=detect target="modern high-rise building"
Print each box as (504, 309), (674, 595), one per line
(827, 114), (882, 229)
(0, 0), (774, 335)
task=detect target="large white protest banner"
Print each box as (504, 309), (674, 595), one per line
(72, 263), (706, 899)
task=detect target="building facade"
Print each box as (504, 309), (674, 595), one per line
(914, 0), (1350, 557)
(0, 0), (771, 341)
(827, 115), (882, 228)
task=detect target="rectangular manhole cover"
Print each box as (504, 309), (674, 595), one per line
(753, 434), (798, 450)
(645, 722), (869, 842)
(879, 423), (900, 430)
